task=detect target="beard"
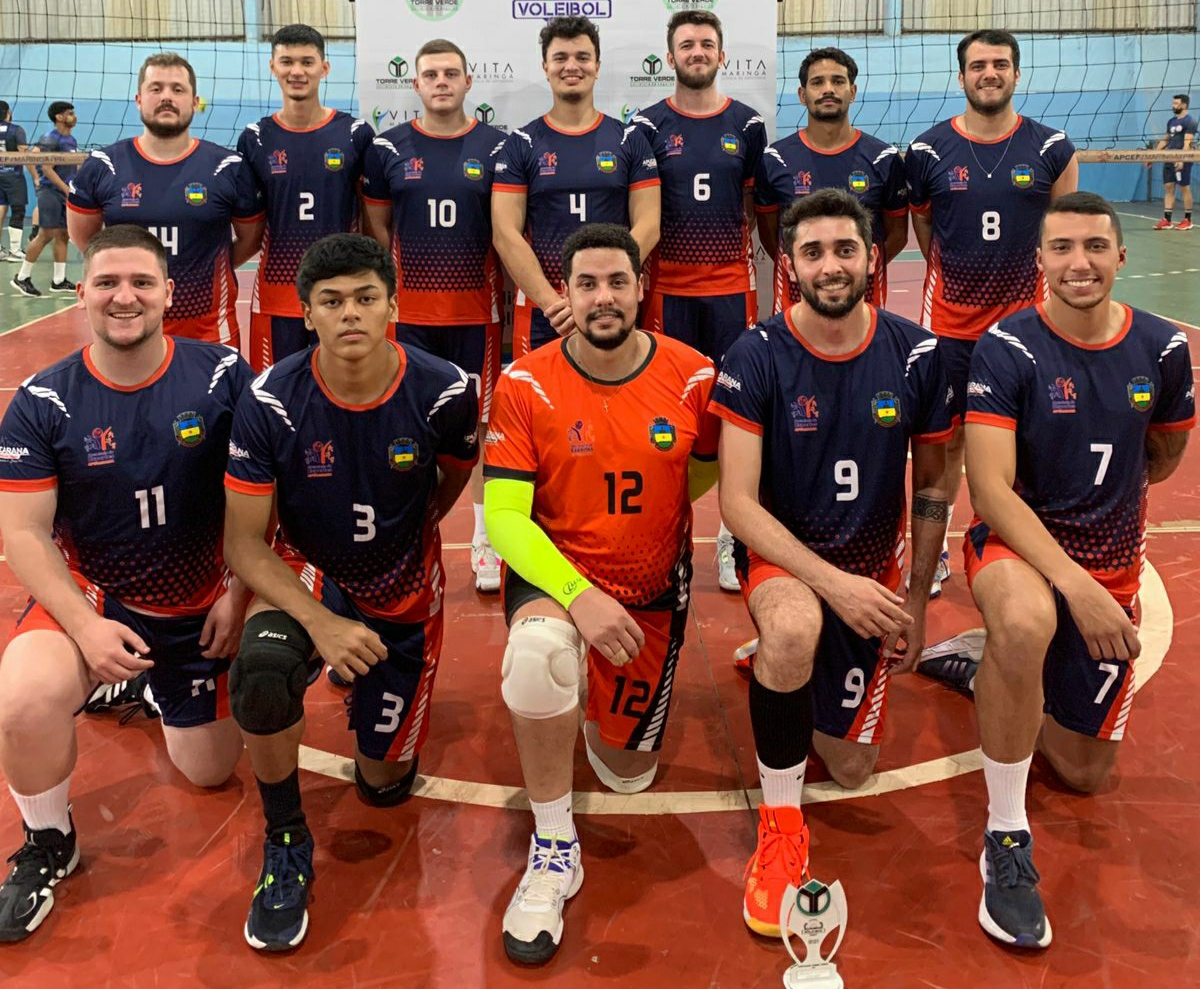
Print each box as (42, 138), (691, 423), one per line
(580, 308), (636, 351)
(1055, 284), (1108, 311)
(798, 272), (868, 319)
(94, 318), (160, 351)
(806, 99), (847, 122)
(141, 104), (193, 138)
(677, 62), (720, 91)
(964, 84), (1014, 117)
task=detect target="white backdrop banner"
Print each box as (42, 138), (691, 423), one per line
(356, 0), (779, 316)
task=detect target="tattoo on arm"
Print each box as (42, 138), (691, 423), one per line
(912, 494), (949, 523)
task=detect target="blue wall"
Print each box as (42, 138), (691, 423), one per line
(1, 3), (1197, 202)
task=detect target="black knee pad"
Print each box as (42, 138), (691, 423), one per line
(8, 205), (24, 228)
(354, 756), (419, 807)
(229, 611), (313, 736)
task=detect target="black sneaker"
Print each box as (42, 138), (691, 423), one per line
(10, 276), (40, 298)
(83, 672), (161, 723)
(49, 279), (76, 293)
(244, 829), (314, 951)
(979, 830), (1052, 948)
(917, 629), (984, 695)
(0, 820), (80, 942)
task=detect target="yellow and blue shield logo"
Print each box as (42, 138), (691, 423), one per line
(1011, 164), (1034, 189)
(388, 437), (417, 470)
(184, 183), (207, 206)
(649, 416), (677, 451)
(871, 391), (901, 428)
(848, 170), (869, 194)
(1127, 376), (1154, 411)
(173, 411), (205, 447)
(324, 148), (345, 171)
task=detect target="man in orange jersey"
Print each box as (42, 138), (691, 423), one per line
(484, 223), (718, 965)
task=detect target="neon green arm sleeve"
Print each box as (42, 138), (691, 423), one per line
(688, 455), (719, 503)
(483, 477), (593, 610)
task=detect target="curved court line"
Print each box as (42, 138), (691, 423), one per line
(297, 562), (1172, 816)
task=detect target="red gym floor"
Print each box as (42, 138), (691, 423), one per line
(0, 251), (1197, 988)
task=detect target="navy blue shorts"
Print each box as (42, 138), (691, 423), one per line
(648, 290), (756, 365)
(1163, 161), (1193, 187)
(395, 321), (501, 421)
(0, 172), (27, 209)
(938, 335), (976, 422)
(36, 188), (66, 230)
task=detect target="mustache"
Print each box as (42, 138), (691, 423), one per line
(587, 307), (624, 322)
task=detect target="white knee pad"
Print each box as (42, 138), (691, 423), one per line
(501, 616), (587, 720)
(584, 731), (658, 794)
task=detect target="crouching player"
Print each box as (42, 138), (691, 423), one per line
(961, 192), (1193, 947)
(222, 234), (478, 950)
(484, 224), (718, 964)
(0, 224), (251, 941)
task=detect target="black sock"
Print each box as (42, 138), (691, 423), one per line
(1165, 210), (1174, 221)
(256, 768), (307, 838)
(748, 676), (814, 769)
(1186, 211), (1193, 221)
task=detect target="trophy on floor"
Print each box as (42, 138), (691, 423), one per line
(780, 877), (848, 989)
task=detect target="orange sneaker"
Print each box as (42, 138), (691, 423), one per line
(1153, 218), (1174, 230)
(1175, 219), (1194, 230)
(742, 805), (810, 936)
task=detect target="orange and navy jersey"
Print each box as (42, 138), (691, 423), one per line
(362, 119), (505, 326)
(68, 138), (265, 346)
(237, 111), (374, 319)
(0, 338), (251, 615)
(224, 341), (479, 621)
(904, 117), (1075, 340)
(484, 333), (717, 608)
(755, 129), (906, 309)
(965, 304), (1195, 605)
(711, 307), (954, 591)
(631, 97), (766, 296)
(493, 114), (659, 290)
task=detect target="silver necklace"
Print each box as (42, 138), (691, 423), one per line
(961, 114), (1019, 180)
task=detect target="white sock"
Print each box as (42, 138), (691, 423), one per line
(52, 262), (65, 282)
(983, 753), (1031, 834)
(6, 228), (20, 252)
(757, 756), (806, 808)
(17, 260), (33, 280)
(472, 502), (486, 542)
(718, 520), (733, 541)
(529, 792), (575, 840)
(10, 777), (72, 835)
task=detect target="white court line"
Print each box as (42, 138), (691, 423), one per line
(297, 560), (1173, 816)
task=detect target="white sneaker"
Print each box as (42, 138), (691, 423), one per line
(502, 833), (583, 964)
(4, 248), (24, 262)
(715, 531), (739, 592)
(471, 537), (501, 593)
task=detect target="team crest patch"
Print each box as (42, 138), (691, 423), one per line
(1048, 376), (1077, 414)
(790, 394), (819, 433)
(184, 183), (207, 206)
(172, 411), (205, 447)
(84, 426), (117, 467)
(388, 437), (417, 471)
(463, 158), (484, 181)
(1011, 164), (1034, 189)
(324, 148), (345, 171)
(1128, 376), (1154, 411)
(539, 151), (558, 176)
(120, 182), (142, 207)
(871, 391), (900, 427)
(666, 133), (685, 157)
(949, 165), (969, 191)
(794, 170), (813, 195)
(595, 150), (617, 174)
(649, 416), (677, 451)
(304, 440), (335, 478)
(720, 133), (740, 155)
(848, 170), (869, 194)
(567, 419), (594, 456)
(403, 156), (424, 180)
(269, 150), (288, 175)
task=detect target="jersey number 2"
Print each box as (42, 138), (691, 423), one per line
(298, 192), (315, 221)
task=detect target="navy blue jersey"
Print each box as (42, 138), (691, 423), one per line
(35, 129), (78, 188)
(965, 304), (1195, 603)
(493, 114), (659, 290)
(0, 337), (251, 614)
(68, 138), (265, 346)
(1165, 113), (1198, 151)
(711, 307), (954, 589)
(362, 119), (505, 326)
(238, 111), (373, 318)
(225, 342), (479, 620)
(632, 97), (766, 295)
(0, 122), (27, 173)
(905, 117), (1075, 339)
(755, 129), (907, 308)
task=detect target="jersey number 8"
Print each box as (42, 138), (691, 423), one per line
(981, 210), (1001, 242)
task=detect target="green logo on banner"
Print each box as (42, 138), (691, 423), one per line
(406, 0), (463, 21)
